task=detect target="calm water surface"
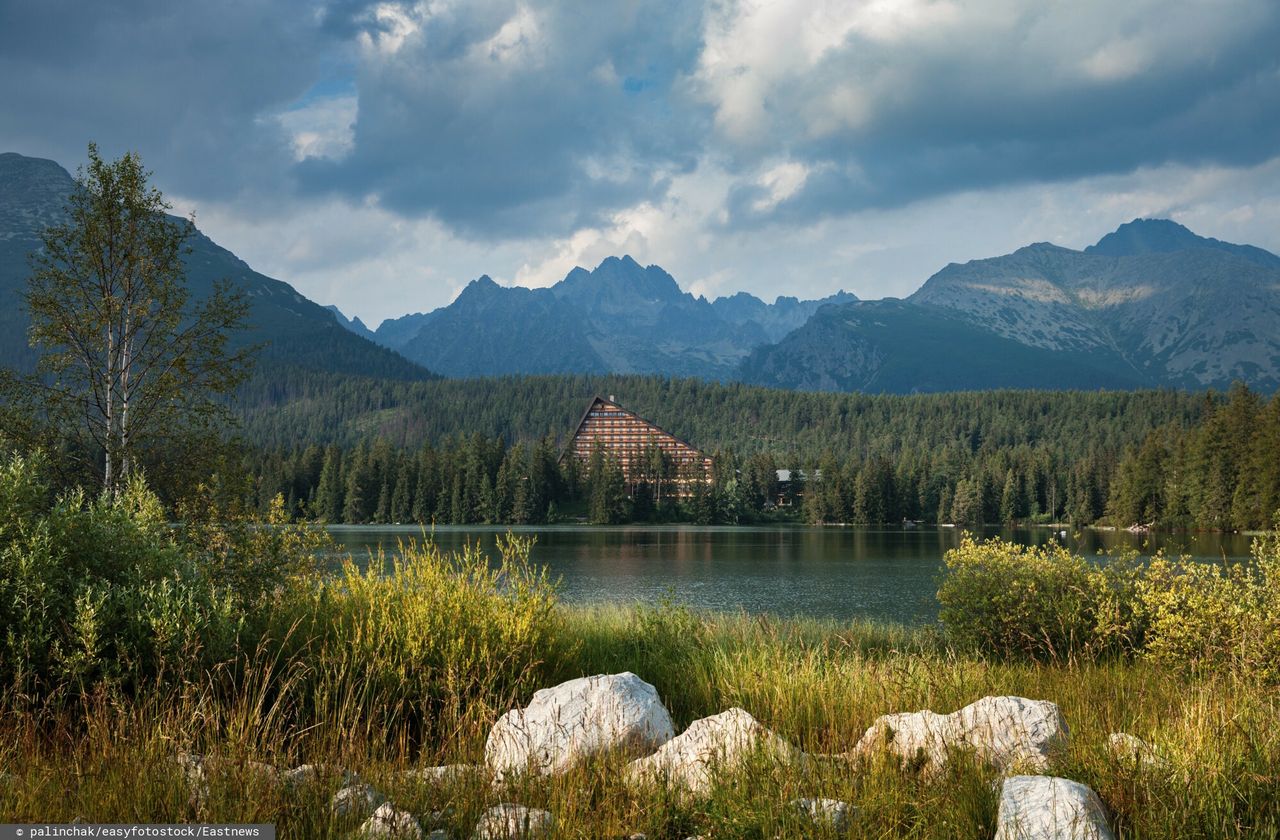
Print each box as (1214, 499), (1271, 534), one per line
(325, 525), (1256, 626)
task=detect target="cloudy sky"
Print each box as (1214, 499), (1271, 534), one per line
(3, 0), (1280, 326)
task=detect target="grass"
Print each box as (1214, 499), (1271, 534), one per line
(3, 599), (1280, 838)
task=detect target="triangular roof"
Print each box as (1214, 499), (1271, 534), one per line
(561, 395), (710, 462)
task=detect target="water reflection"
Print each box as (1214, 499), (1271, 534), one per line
(325, 525), (1256, 626)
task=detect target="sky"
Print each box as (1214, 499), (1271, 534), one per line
(3, 0), (1280, 327)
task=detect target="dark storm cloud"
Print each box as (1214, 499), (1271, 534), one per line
(717, 0), (1280, 227)
(3, 0), (1280, 240)
(0, 0), (334, 203)
(294, 0), (708, 235)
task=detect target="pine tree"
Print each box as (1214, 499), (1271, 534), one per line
(342, 452), (368, 524)
(389, 458), (413, 523)
(1000, 469), (1019, 524)
(313, 445), (343, 522)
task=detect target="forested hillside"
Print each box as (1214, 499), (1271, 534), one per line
(1109, 383), (1280, 531)
(235, 373), (1231, 527)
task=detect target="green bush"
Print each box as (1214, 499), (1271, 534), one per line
(938, 524), (1280, 679)
(1136, 525), (1280, 680)
(938, 534), (1110, 661)
(0, 452), (238, 692)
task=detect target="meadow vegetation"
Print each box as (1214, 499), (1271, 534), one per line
(2, 449), (1279, 837)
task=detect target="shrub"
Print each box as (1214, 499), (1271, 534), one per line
(0, 452), (243, 693)
(938, 523), (1280, 680)
(938, 534), (1105, 661)
(1136, 522), (1280, 681)
(177, 479), (326, 611)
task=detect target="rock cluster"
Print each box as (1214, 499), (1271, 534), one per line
(170, 672), (1120, 838)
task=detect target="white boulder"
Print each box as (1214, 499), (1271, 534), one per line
(485, 673), (674, 781)
(994, 775), (1115, 840)
(403, 764), (482, 785)
(625, 707), (800, 796)
(360, 802), (424, 839)
(791, 797), (856, 831)
(855, 695), (1067, 773)
(472, 803), (553, 839)
(332, 783), (384, 818)
(1107, 732), (1172, 773)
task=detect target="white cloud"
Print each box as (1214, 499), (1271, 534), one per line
(1079, 37), (1152, 82)
(752, 160), (810, 212)
(275, 94), (358, 161)
(691, 0), (1277, 157)
(473, 5), (545, 68)
(358, 2), (424, 55)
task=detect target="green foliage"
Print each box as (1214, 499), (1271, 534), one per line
(939, 525), (1280, 680)
(233, 371), (1216, 526)
(176, 477), (326, 611)
(1108, 383), (1280, 530)
(7, 144), (252, 493)
(938, 535), (1106, 661)
(277, 534), (563, 735)
(0, 450), (242, 692)
(1135, 523), (1280, 681)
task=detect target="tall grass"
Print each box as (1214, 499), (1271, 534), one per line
(5, 601), (1280, 837)
(3, 446), (1280, 837)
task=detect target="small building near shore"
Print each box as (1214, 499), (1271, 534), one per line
(564, 395), (712, 495)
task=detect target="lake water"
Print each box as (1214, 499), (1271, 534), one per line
(325, 524), (1257, 626)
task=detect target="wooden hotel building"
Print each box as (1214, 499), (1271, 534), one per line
(565, 396), (713, 495)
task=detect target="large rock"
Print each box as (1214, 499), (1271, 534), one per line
(485, 673), (674, 781)
(472, 803), (553, 839)
(994, 775), (1115, 840)
(332, 783), (384, 818)
(1107, 732), (1172, 773)
(855, 696), (1067, 773)
(360, 802), (424, 839)
(791, 798), (856, 831)
(625, 707), (800, 796)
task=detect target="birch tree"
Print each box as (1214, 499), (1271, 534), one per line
(16, 144), (252, 492)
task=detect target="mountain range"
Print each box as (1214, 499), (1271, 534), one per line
(368, 257), (855, 378)
(3, 151), (1279, 395)
(743, 219), (1280, 392)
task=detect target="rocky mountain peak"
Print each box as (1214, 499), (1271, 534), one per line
(1086, 217), (1280, 269)
(1087, 218), (1204, 256)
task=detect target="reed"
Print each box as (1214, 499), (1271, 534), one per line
(4, 598), (1280, 838)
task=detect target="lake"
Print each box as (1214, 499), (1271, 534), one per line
(325, 524), (1258, 626)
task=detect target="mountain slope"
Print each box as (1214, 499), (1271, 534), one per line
(326, 305), (377, 341)
(398, 276), (608, 376)
(745, 219), (1280, 393)
(740, 299), (1148, 393)
(1086, 218), (1280, 269)
(0, 152), (432, 381)
(712, 289), (858, 342)
(907, 219), (1280, 390)
(376, 255), (852, 379)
